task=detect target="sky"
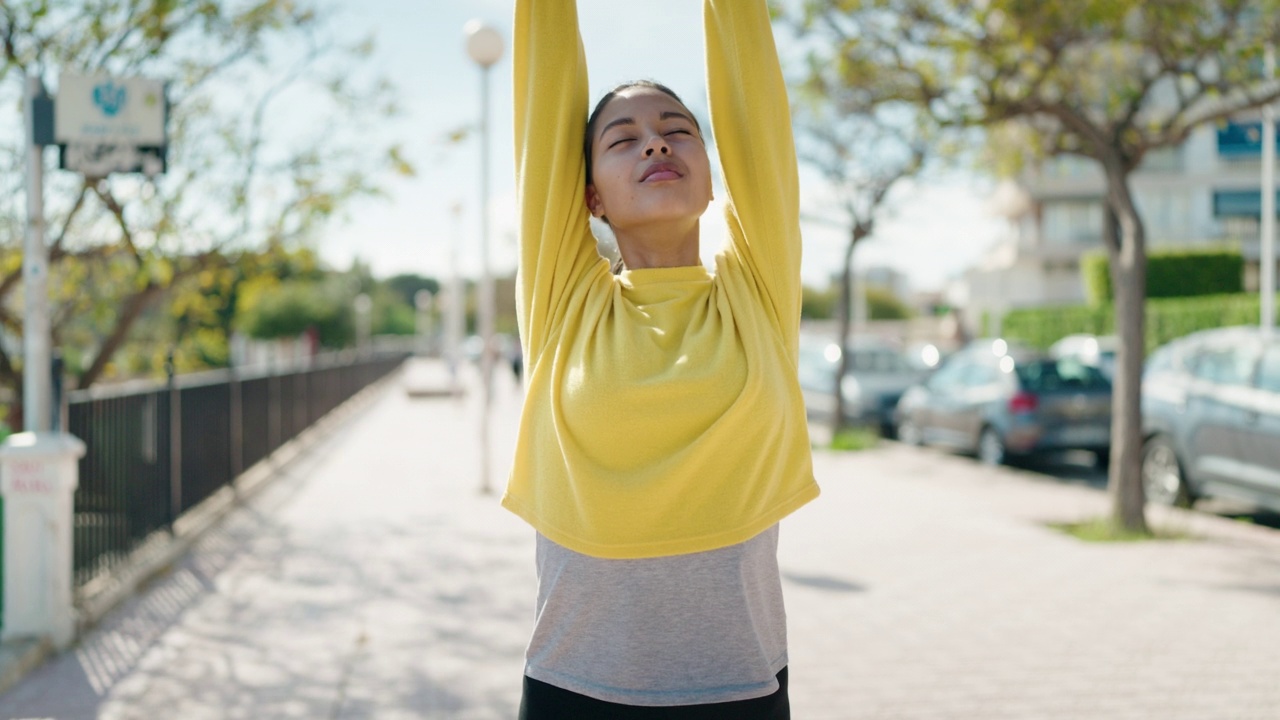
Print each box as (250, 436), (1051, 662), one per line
(316, 0), (1007, 294)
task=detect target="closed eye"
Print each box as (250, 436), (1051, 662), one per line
(608, 137), (636, 149)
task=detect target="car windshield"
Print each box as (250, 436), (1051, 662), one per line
(1016, 359), (1110, 392)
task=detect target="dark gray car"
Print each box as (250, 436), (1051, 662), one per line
(894, 339), (1112, 465)
(798, 336), (927, 435)
(1141, 326), (1280, 513)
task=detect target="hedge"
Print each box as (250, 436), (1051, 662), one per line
(1001, 292), (1269, 353)
(1082, 247), (1244, 306)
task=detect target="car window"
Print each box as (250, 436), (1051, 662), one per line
(797, 346), (835, 389)
(1257, 346), (1280, 393)
(1016, 359), (1110, 392)
(1192, 345), (1258, 386)
(963, 362), (1003, 387)
(848, 349), (909, 373)
(927, 358), (968, 391)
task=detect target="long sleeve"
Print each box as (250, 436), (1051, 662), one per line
(512, 0), (604, 364)
(502, 0), (818, 560)
(705, 0), (802, 345)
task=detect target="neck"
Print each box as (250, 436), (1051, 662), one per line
(615, 219), (701, 270)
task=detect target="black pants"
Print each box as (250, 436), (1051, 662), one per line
(518, 667), (790, 719)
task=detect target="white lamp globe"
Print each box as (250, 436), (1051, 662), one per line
(464, 21), (504, 67)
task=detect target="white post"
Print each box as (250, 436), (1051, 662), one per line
(1263, 45), (1276, 335)
(24, 75), (51, 433)
(414, 289), (434, 356)
(1, 433), (87, 649)
(354, 293), (373, 356)
(447, 203), (465, 389)
(466, 21), (504, 496)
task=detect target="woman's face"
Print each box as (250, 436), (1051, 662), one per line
(586, 87), (713, 232)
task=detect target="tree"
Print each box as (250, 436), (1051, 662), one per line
(795, 0), (1280, 532)
(777, 9), (931, 436)
(236, 277), (354, 349)
(0, 0), (411, 424)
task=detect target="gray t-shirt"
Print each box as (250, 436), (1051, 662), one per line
(524, 525), (788, 706)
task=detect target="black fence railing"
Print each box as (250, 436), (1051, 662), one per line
(68, 351), (408, 590)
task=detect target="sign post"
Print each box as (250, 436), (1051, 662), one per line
(2, 71), (166, 648)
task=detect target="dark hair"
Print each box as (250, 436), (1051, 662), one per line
(584, 80), (700, 186)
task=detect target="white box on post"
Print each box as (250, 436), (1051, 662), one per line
(1, 432), (86, 649)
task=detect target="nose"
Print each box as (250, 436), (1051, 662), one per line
(643, 135), (670, 157)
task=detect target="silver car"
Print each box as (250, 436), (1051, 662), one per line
(1141, 326), (1280, 513)
(895, 339), (1112, 465)
(798, 336), (927, 435)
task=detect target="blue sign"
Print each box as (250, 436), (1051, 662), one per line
(92, 80), (126, 118)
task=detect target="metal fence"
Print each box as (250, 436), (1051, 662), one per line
(68, 351), (408, 590)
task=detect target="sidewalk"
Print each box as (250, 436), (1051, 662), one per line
(1, 357), (1278, 719)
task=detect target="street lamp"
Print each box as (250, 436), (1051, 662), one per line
(354, 293), (373, 356)
(465, 20), (503, 495)
(1262, 44), (1276, 336)
(414, 289), (434, 356)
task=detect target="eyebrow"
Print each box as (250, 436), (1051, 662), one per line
(599, 111), (697, 137)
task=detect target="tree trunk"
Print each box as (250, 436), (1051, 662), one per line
(1103, 169), (1149, 534)
(75, 283), (163, 389)
(831, 226), (868, 440)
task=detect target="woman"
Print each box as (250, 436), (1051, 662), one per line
(507, 1), (819, 716)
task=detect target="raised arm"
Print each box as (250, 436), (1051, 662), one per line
(513, 0), (601, 361)
(704, 0), (802, 341)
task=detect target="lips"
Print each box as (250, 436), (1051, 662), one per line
(640, 162), (683, 182)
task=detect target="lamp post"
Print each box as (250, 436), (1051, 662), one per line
(447, 201), (465, 390)
(354, 293), (373, 357)
(465, 20), (503, 495)
(1263, 44), (1276, 336)
(414, 289), (434, 356)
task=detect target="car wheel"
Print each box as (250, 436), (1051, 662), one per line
(897, 417), (923, 446)
(977, 426), (1006, 466)
(1142, 435), (1193, 508)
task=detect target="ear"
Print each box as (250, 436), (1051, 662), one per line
(585, 184), (606, 219)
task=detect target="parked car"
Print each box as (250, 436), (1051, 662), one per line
(1050, 334), (1118, 379)
(1141, 326), (1280, 514)
(798, 335), (928, 435)
(894, 338), (1112, 465)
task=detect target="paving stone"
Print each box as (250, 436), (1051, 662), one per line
(2, 358), (1279, 719)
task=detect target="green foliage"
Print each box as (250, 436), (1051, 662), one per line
(385, 274), (442, 308)
(1082, 252), (1111, 306)
(1083, 248), (1244, 305)
(1001, 293), (1269, 353)
(867, 288), (913, 320)
(1048, 518), (1190, 542)
(802, 285), (837, 319)
(829, 427), (879, 452)
(377, 302), (417, 336)
(0, 0), (410, 391)
(237, 280), (354, 348)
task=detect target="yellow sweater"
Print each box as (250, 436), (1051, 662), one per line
(504, 0), (819, 559)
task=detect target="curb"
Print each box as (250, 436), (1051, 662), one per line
(0, 638), (50, 698)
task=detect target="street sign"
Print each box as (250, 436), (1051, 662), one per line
(59, 143), (166, 177)
(55, 74), (165, 145)
(54, 73), (167, 177)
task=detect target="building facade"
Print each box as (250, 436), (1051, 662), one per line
(959, 116), (1279, 335)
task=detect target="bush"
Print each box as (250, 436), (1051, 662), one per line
(237, 281), (355, 348)
(867, 288), (913, 320)
(1001, 292), (1271, 353)
(802, 285), (837, 319)
(1082, 247), (1243, 305)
